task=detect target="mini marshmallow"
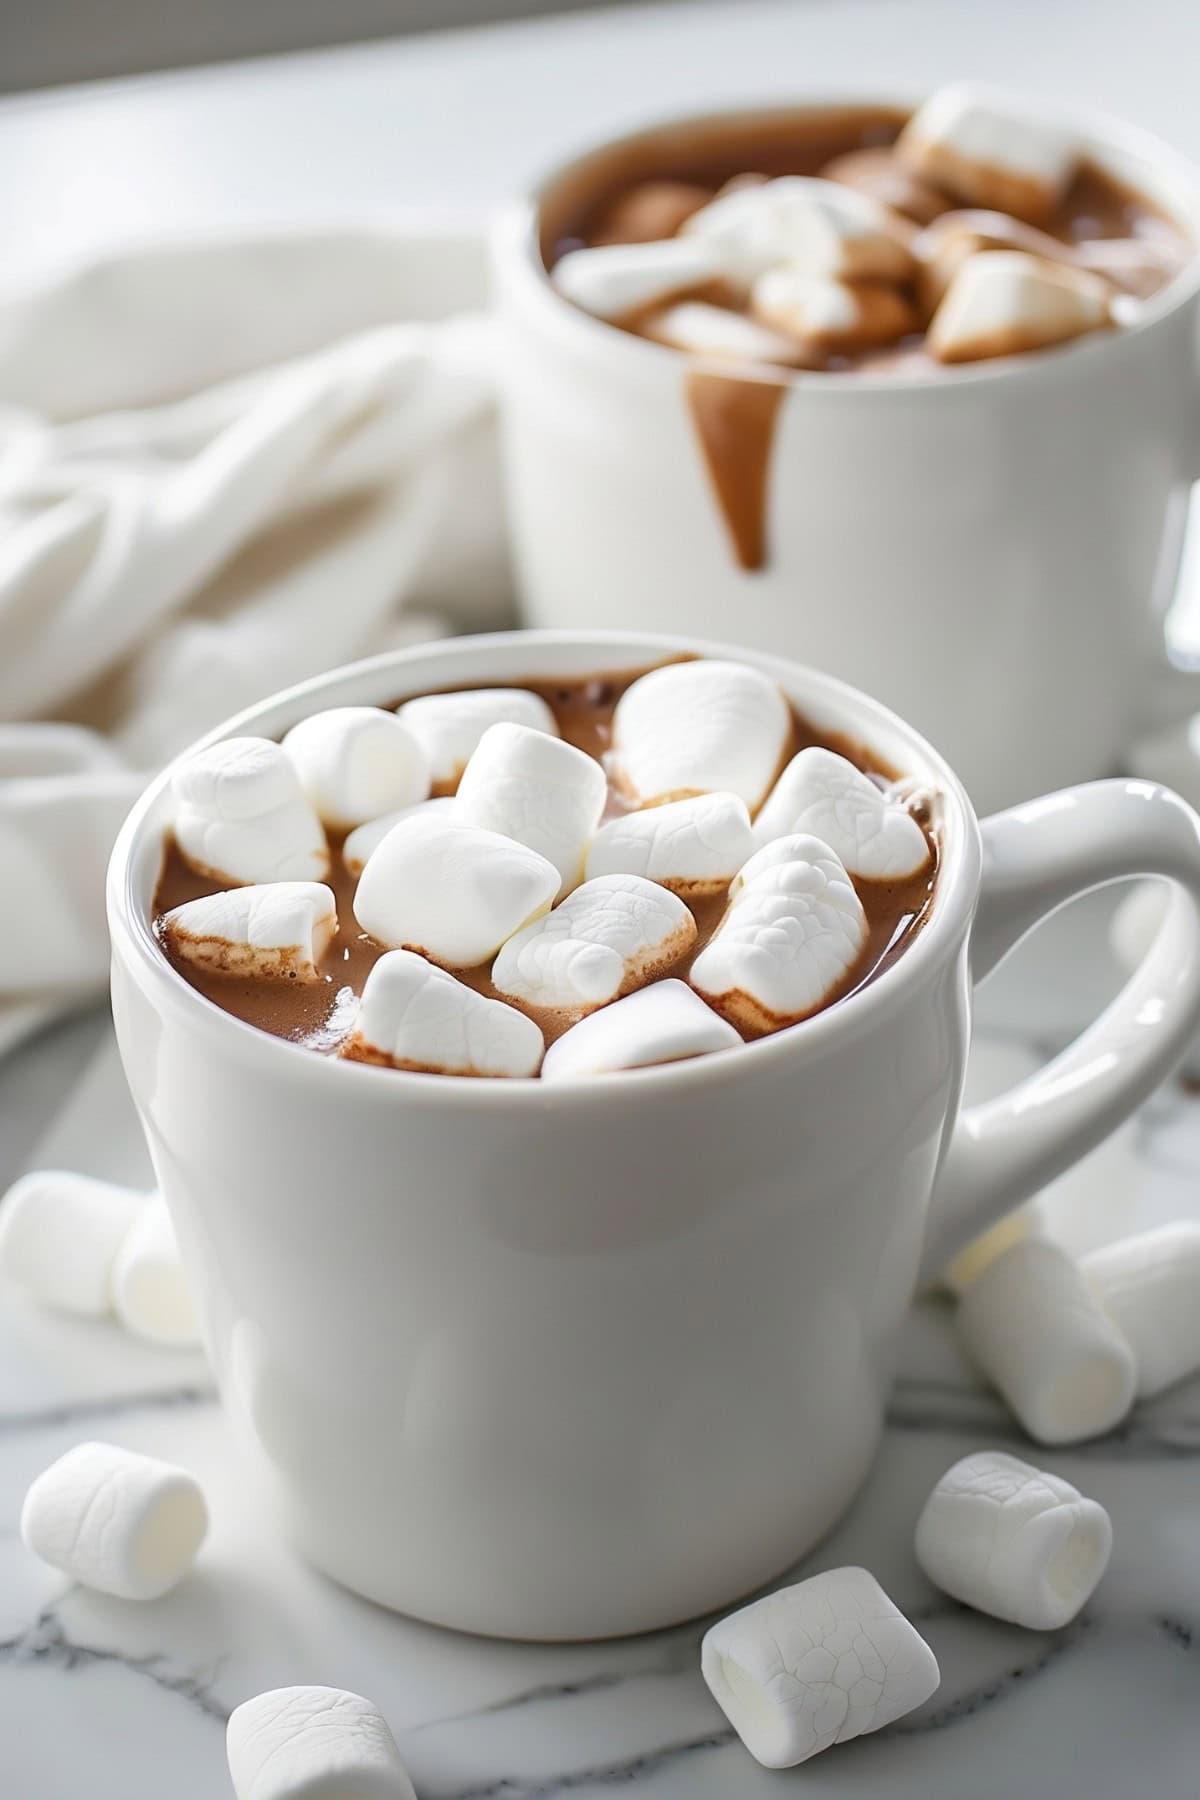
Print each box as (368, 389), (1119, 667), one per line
(551, 236), (724, 319)
(639, 301), (805, 365)
(226, 1686), (416, 1800)
(540, 979), (740, 1081)
(584, 792), (754, 895)
(1083, 1222), (1200, 1398)
(111, 1197), (200, 1347)
(750, 268), (919, 353)
(821, 147), (953, 225)
(160, 883), (337, 980)
(21, 1441), (208, 1600)
(611, 660), (791, 811)
(342, 949), (543, 1076)
(752, 746), (931, 879)
(172, 737), (328, 885)
(701, 1566), (939, 1768)
(353, 812), (559, 968)
(898, 84), (1079, 223)
(691, 839), (868, 1032)
(913, 208), (1084, 308)
(454, 722), (607, 895)
(492, 874), (696, 1012)
(956, 1240), (1136, 1445)
(282, 707), (430, 829)
(0, 1171), (144, 1316)
(396, 687), (559, 788)
(941, 1202), (1046, 1298)
(928, 251), (1111, 364)
(342, 797), (456, 876)
(915, 1450), (1112, 1631)
(684, 176), (916, 282)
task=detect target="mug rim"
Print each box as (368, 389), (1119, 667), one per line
(492, 89), (1200, 397)
(106, 628), (982, 1106)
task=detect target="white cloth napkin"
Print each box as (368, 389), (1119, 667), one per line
(0, 226), (511, 1042)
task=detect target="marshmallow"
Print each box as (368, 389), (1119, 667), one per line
(956, 1240), (1136, 1445)
(342, 949), (543, 1077)
(21, 1442), (208, 1600)
(396, 687), (559, 788)
(701, 1566), (939, 1768)
(552, 236), (724, 319)
(1074, 234), (1185, 298)
(611, 660), (791, 811)
(281, 707), (430, 830)
(353, 812), (559, 968)
(1083, 1222), (1200, 1398)
(821, 146), (954, 226)
(454, 722), (607, 895)
(492, 874), (696, 1012)
(913, 208), (1083, 307)
(750, 269), (919, 354)
(111, 1197), (200, 1347)
(942, 1202), (1046, 1297)
(226, 1686), (416, 1800)
(541, 979), (740, 1081)
(160, 882), (337, 981)
(0, 1170), (144, 1316)
(752, 747), (931, 880)
(684, 176), (916, 282)
(590, 178), (713, 246)
(928, 251), (1111, 364)
(691, 838), (868, 1032)
(173, 737), (328, 885)
(898, 84), (1079, 224)
(639, 300), (806, 365)
(342, 797), (456, 876)
(584, 792), (754, 895)
(915, 1450), (1112, 1631)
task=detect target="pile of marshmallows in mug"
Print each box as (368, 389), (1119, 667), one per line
(154, 658), (933, 1074)
(555, 84), (1153, 364)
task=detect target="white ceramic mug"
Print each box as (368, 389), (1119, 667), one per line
(492, 99), (1200, 816)
(107, 630), (1200, 1640)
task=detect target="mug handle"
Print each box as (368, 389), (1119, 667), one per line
(919, 778), (1200, 1285)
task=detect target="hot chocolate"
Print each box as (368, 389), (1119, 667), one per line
(152, 659), (938, 1077)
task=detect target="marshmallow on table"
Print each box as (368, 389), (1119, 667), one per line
(639, 300), (806, 366)
(22, 1442), (208, 1600)
(691, 836), (868, 1033)
(683, 176), (917, 282)
(226, 1686), (416, 1800)
(752, 746), (931, 880)
(610, 660), (791, 811)
(0, 1171), (144, 1316)
(898, 84), (1080, 224)
(160, 883), (337, 981)
(173, 737), (328, 885)
(281, 707), (430, 830)
(541, 979), (740, 1080)
(396, 687), (559, 789)
(701, 1566), (939, 1769)
(584, 792), (753, 896)
(821, 147), (954, 226)
(454, 721), (607, 896)
(342, 949), (543, 1077)
(111, 1197), (200, 1347)
(915, 1450), (1112, 1630)
(942, 1203), (1046, 1297)
(928, 251), (1112, 364)
(342, 797), (456, 876)
(492, 873), (696, 1012)
(955, 1239), (1136, 1444)
(751, 269), (919, 354)
(1083, 1222), (1200, 1397)
(551, 236), (724, 319)
(353, 812), (559, 968)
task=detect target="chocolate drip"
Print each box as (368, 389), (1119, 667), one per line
(685, 371), (786, 572)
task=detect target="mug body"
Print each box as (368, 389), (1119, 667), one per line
(492, 101), (1200, 815)
(107, 631), (978, 1640)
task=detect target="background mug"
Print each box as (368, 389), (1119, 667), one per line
(108, 630), (1200, 1639)
(491, 99), (1200, 816)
